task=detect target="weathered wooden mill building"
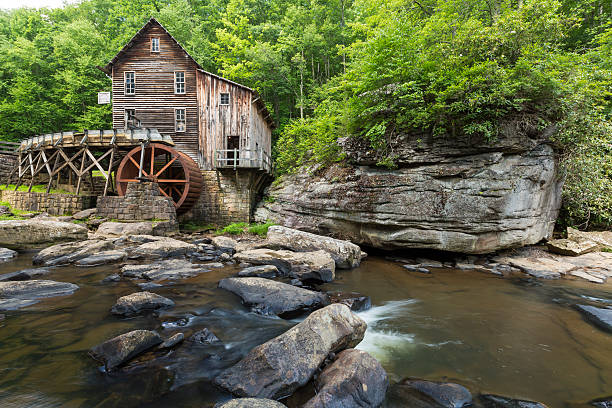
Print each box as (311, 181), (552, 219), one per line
(7, 18), (274, 224)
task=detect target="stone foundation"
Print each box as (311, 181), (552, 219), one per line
(0, 153), (17, 181)
(180, 169), (270, 225)
(1, 190), (97, 215)
(97, 181), (177, 222)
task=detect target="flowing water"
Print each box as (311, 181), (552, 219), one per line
(0, 251), (610, 407)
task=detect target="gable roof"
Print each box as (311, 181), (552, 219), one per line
(98, 17), (275, 128)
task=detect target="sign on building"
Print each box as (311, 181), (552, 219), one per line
(98, 92), (111, 104)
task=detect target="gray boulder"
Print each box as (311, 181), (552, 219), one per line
(72, 208), (97, 220)
(303, 349), (388, 408)
(266, 226), (362, 268)
(0, 220), (88, 249)
(0, 280), (79, 310)
(546, 238), (598, 256)
(218, 277), (330, 317)
(237, 265), (279, 278)
(0, 267), (52, 282)
(575, 305), (612, 332)
(0, 247), (17, 263)
(215, 399), (286, 408)
(212, 236), (238, 253)
(33, 239), (114, 265)
(121, 259), (210, 281)
(130, 237), (197, 259)
(76, 250), (128, 266)
(95, 221), (153, 237)
(234, 248), (335, 282)
(479, 394), (549, 408)
(159, 332), (184, 349)
(111, 291), (175, 316)
(89, 329), (162, 370)
(214, 303), (366, 399)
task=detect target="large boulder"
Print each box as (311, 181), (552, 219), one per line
(32, 239), (115, 266)
(265, 226), (362, 269)
(255, 129), (562, 254)
(111, 291), (175, 316)
(0, 280), (79, 310)
(0, 220), (88, 249)
(216, 399), (286, 408)
(95, 221), (153, 237)
(546, 238), (599, 256)
(234, 248), (335, 282)
(303, 349), (388, 408)
(214, 303), (367, 399)
(75, 250), (127, 267)
(218, 277), (330, 317)
(89, 329), (162, 370)
(120, 259), (210, 281)
(130, 237), (197, 259)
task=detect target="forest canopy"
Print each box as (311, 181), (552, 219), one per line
(0, 0), (610, 228)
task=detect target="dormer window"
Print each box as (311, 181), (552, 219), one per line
(174, 71), (185, 94)
(151, 37), (160, 52)
(220, 93), (230, 105)
(124, 71), (135, 95)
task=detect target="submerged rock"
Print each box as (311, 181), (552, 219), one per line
(479, 394), (549, 408)
(327, 291), (371, 312)
(265, 226), (362, 269)
(75, 250), (127, 266)
(89, 329), (162, 371)
(111, 291), (175, 316)
(33, 239), (114, 266)
(234, 248), (335, 282)
(159, 332), (184, 349)
(121, 259), (210, 281)
(575, 305), (612, 332)
(0, 267), (51, 282)
(214, 303), (366, 399)
(0, 247), (17, 263)
(0, 220), (88, 249)
(387, 379), (472, 408)
(215, 399), (286, 408)
(218, 277), (330, 317)
(189, 328), (221, 345)
(237, 265), (279, 278)
(303, 349), (388, 408)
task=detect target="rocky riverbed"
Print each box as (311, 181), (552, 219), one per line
(0, 219), (610, 407)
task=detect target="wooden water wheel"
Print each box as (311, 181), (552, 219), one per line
(116, 143), (202, 213)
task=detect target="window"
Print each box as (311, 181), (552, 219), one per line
(220, 93), (230, 105)
(125, 109), (139, 128)
(124, 71), (135, 95)
(151, 37), (160, 52)
(175, 108), (186, 132)
(174, 71), (185, 94)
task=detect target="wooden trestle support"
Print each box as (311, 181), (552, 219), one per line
(4, 129), (202, 213)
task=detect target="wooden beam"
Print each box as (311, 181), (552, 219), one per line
(103, 148), (116, 196)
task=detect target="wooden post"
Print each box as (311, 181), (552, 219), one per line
(76, 148), (87, 195)
(47, 151), (60, 193)
(103, 148), (115, 196)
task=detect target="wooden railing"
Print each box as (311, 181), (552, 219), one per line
(0, 141), (19, 155)
(215, 148), (274, 174)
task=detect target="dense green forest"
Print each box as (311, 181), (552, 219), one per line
(0, 0), (610, 228)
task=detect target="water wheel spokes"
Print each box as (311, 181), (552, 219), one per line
(116, 143), (203, 213)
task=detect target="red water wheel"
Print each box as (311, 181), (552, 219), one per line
(116, 143), (203, 213)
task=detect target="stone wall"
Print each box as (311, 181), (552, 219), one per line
(97, 181), (177, 222)
(1, 190), (97, 215)
(0, 153), (17, 182)
(180, 169), (268, 225)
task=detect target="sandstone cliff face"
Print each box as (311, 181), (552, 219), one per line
(256, 127), (563, 254)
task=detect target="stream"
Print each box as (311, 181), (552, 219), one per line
(0, 251), (610, 407)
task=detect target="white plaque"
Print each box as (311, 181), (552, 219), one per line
(98, 92), (111, 104)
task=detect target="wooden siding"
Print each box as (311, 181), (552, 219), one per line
(111, 24), (200, 162)
(196, 71), (253, 170)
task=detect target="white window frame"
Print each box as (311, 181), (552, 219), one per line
(124, 108), (135, 125)
(175, 108), (186, 133)
(151, 37), (160, 53)
(220, 92), (230, 105)
(174, 71), (185, 94)
(124, 71), (135, 95)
